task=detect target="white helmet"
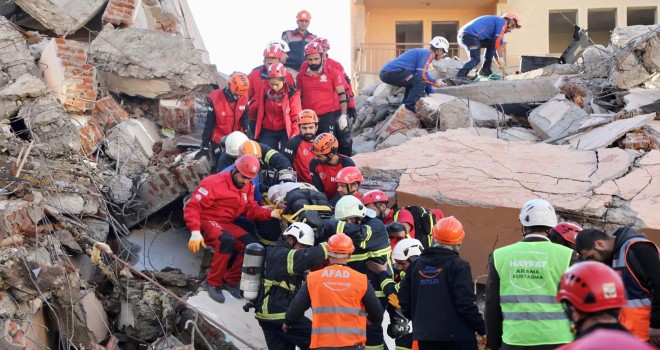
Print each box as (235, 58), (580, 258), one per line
(392, 238), (423, 261)
(268, 39), (290, 53)
(519, 199), (558, 228)
(225, 131), (248, 157)
(283, 222), (315, 246)
(334, 195), (376, 220)
(429, 36), (449, 51)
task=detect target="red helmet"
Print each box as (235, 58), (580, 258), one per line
(263, 44), (283, 59)
(267, 63), (287, 79)
(556, 261), (626, 313)
(296, 10), (311, 20)
(312, 37), (330, 51)
(234, 154), (260, 179)
(304, 42), (323, 56)
(336, 167), (364, 185)
(361, 190), (388, 205)
(432, 216), (465, 245)
(551, 222), (582, 244)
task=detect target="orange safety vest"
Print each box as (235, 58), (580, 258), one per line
(307, 264), (368, 349)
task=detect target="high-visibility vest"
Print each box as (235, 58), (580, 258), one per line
(493, 240), (573, 346)
(612, 237), (659, 341)
(307, 265), (368, 348)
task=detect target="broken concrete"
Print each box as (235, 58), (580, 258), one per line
(12, 0), (106, 36)
(435, 77), (561, 105)
(0, 17), (40, 80)
(611, 24), (660, 50)
(43, 191), (102, 216)
(624, 88), (660, 114)
(416, 94), (505, 130)
(373, 105), (419, 142)
(609, 49), (652, 90)
(567, 113), (655, 150)
(431, 59), (464, 79)
(506, 64), (578, 80)
(581, 45), (613, 78)
(629, 150), (660, 229)
(0, 74), (48, 100)
(528, 95), (591, 140)
(89, 27), (214, 98)
(0, 192), (45, 236)
(105, 118), (161, 179)
(19, 96), (81, 156)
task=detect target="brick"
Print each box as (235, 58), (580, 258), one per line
(0, 192), (45, 236)
(173, 158), (211, 192)
(158, 97), (196, 134)
(102, 0), (140, 27)
(71, 116), (104, 157)
(92, 95), (129, 130)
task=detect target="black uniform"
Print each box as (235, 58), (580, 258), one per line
(256, 237), (328, 350)
(399, 247), (486, 350)
(217, 142), (292, 190)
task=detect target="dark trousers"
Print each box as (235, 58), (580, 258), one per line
(395, 333), (413, 349)
(379, 69), (425, 113)
(259, 319), (311, 350)
(317, 110), (353, 156)
(457, 33), (496, 76)
(259, 128), (289, 152)
(418, 341), (477, 350)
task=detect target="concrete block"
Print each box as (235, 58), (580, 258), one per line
(106, 118), (161, 179)
(123, 168), (187, 228)
(0, 17), (40, 80)
(103, 0), (143, 27)
(567, 113), (655, 150)
(0, 192), (45, 236)
(529, 95), (591, 140)
(20, 97), (81, 156)
(436, 77), (561, 105)
(506, 64), (579, 80)
(44, 192), (101, 216)
(581, 45), (613, 78)
(624, 88), (660, 114)
(0, 74), (48, 100)
(611, 24), (660, 50)
(80, 217), (110, 243)
(13, 0), (105, 36)
(173, 158), (211, 192)
(93, 95), (130, 130)
(372, 83), (394, 100)
(431, 59), (464, 79)
(374, 105), (419, 142)
(609, 50), (651, 90)
(416, 93), (505, 130)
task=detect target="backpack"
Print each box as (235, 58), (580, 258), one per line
(393, 206), (437, 249)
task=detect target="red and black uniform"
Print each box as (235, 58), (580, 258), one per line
(281, 29), (316, 71)
(184, 171), (271, 288)
(309, 155), (355, 199)
(248, 65), (295, 137)
(282, 135), (315, 184)
(301, 57), (355, 111)
(202, 88), (248, 149)
(254, 83), (301, 150)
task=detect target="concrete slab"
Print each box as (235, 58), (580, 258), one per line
(624, 88), (660, 113)
(13, 0), (106, 36)
(417, 93), (505, 130)
(435, 77), (561, 105)
(529, 95), (591, 140)
(568, 113), (655, 150)
(127, 228), (202, 276)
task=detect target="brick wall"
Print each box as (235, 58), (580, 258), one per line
(0, 192), (45, 236)
(53, 38), (97, 112)
(102, 0), (141, 27)
(93, 95), (130, 130)
(71, 116), (105, 158)
(158, 97), (195, 134)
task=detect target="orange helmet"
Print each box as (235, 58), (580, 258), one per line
(234, 154), (260, 179)
(263, 44), (283, 59)
(296, 10), (311, 20)
(304, 42), (324, 57)
(311, 133), (338, 155)
(267, 63), (287, 79)
(239, 140), (262, 159)
(502, 12), (521, 28)
(227, 72), (249, 96)
(327, 233), (354, 254)
(361, 190), (388, 205)
(298, 109), (319, 125)
(336, 167), (364, 185)
(432, 216), (465, 245)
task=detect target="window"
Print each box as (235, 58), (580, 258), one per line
(432, 21), (458, 42)
(395, 21), (423, 56)
(588, 9), (617, 46)
(549, 10), (577, 54)
(627, 7), (656, 26)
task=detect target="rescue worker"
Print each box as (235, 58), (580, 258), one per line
(248, 44), (295, 139)
(334, 195), (392, 350)
(283, 233), (384, 350)
(549, 222), (582, 250)
(256, 222), (328, 350)
(361, 190), (410, 225)
(368, 238), (424, 350)
(281, 10), (316, 73)
(268, 39), (290, 64)
(297, 42), (352, 156)
(237, 140), (293, 193)
(309, 133), (355, 200)
(185, 154), (282, 303)
(282, 109), (318, 184)
(575, 227), (660, 345)
(455, 13), (521, 83)
(334, 166), (364, 203)
(399, 216), (486, 350)
(485, 198), (575, 349)
(216, 131), (250, 172)
(197, 73), (249, 164)
(253, 63), (301, 150)
(379, 37), (449, 112)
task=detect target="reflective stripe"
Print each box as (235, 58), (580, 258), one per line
(375, 290), (386, 298)
(312, 306), (366, 316)
(259, 236), (276, 246)
(287, 250), (295, 275)
(336, 221), (346, 234)
(349, 246), (391, 262)
(263, 279), (296, 292)
(255, 311), (286, 320)
(264, 149), (277, 164)
(395, 347), (412, 350)
(360, 226), (372, 250)
(628, 298), (652, 307)
(312, 327), (367, 336)
(381, 278), (395, 291)
(366, 345), (384, 350)
(503, 312), (567, 321)
(320, 242), (328, 259)
(500, 295), (558, 304)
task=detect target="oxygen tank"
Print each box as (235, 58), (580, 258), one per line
(240, 243), (265, 301)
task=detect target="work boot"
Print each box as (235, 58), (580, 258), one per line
(204, 282), (225, 303)
(222, 283), (243, 299)
(478, 67), (493, 77)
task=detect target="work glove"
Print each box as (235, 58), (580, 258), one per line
(271, 209), (283, 219)
(188, 230), (206, 253)
(194, 145), (210, 160)
(478, 334), (488, 349)
(338, 114), (348, 130)
(388, 294), (401, 309)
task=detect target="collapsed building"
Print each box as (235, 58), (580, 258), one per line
(0, 0), (658, 349)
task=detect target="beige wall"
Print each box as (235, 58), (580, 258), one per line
(496, 0), (660, 69)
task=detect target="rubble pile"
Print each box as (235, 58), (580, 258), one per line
(0, 1), (233, 349)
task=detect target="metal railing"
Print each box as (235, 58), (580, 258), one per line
(355, 42), (461, 76)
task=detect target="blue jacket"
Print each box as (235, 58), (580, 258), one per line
(380, 48), (439, 87)
(281, 29), (316, 71)
(460, 15), (507, 49)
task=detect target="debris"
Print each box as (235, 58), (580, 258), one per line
(435, 76), (561, 105)
(0, 74), (48, 100)
(12, 0), (106, 36)
(528, 95), (591, 140)
(105, 118), (161, 179)
(373, 105), (419, 142)
(581, 45), (613, 78)
(19, 96), (81, 156)
(0, 17), (40, 80)
(416, 93), (506, 130)
(623, 88), (660, 114)
(567, 113), (655, 150)
(505, 64), (578, 80)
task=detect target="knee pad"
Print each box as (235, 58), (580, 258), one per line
(218, 232), (235, 253)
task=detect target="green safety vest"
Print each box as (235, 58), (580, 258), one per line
(493, 240), (573, 346)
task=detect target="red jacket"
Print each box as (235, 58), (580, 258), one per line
(310, 155), (355, 199)
(255, 84), (301, 139)
(282, 135), (315, 184)
(207, 89), (248, 144)
(248, 65), (295, 122)
(301, 57), (355, 109)
(184, 171), (271, 231)
(296, 65), (343, 116)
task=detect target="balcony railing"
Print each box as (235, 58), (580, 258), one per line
(355, 42), (461, 77)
